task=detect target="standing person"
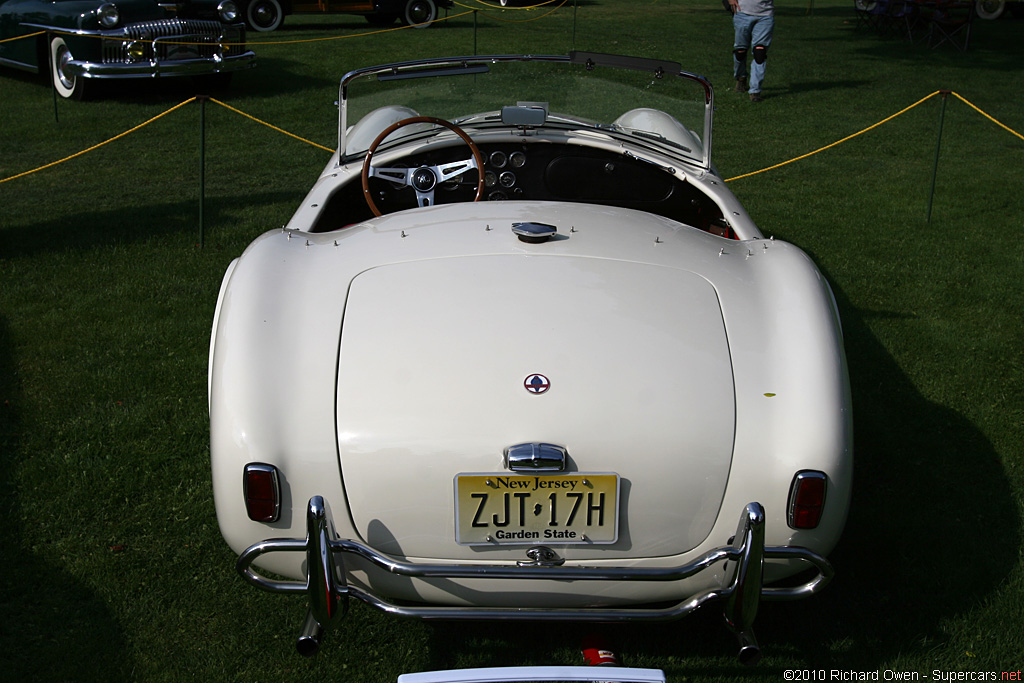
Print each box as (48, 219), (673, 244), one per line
(728, 0), (774, 103)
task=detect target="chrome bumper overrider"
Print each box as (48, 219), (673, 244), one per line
(236, 497), (833, 664)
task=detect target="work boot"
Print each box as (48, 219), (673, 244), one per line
(735, 76), (748, 92)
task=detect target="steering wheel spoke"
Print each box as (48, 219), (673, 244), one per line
(361, 117), (485, 217)
(435, 158), (478, 183)
(414, 189), (435, 207)
(370, 166), (414, 185)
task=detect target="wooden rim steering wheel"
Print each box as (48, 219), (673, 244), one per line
(360, 116), (486, 217)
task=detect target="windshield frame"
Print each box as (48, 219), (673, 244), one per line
(337, 52), (714, 171)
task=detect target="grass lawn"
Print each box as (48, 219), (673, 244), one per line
(1, 1), (1023, 680)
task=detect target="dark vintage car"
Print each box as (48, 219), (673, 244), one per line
(242, 0), (453, 32)
(0, 0), (255, 99)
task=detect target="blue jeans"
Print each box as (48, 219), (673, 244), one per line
(733, 12), (774, 94)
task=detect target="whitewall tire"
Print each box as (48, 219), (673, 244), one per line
(246, 0), (284, 31)
(50, 36), (88, 100)
(975, 0), (1005, 19)
(402, 0), (438, 27)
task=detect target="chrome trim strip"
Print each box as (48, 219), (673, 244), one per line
(21, 23), (117, 35)
(22, 20), (244, 38)
(0, 55), (38, 73)
(65, 52), (255, 79)
(397, 666), (666, 683)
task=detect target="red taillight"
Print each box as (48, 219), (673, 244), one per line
(788, 471), (827, 529)
(243, 463), (280, 523)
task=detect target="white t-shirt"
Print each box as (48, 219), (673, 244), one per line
(737, 0), (774, 16)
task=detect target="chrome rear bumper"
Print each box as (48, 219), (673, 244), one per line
(237, 497), (832, 663)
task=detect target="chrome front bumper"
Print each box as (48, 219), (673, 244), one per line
(27, 22), (255, 80)
(67, 51), (255, 80)
(237, 496), (833, 663)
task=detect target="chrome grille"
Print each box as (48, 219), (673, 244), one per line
(102, 20), (247, 64)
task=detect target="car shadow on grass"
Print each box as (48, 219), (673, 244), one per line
(0, 316), (133, 681)
(415, 276), (1019, 676)
(0, 192), (304, 258)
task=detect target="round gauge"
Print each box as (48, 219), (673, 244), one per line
(499, 171), (516, 188)
(484, 170), (497, 188)
(489, 151), (508, 168)
(510, 151), (526, 168)
(488, 191), (508, 201)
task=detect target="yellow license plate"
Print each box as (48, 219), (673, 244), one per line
(455, 473), (619, 545)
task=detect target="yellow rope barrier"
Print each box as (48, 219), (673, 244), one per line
(455, 0), (562, 11)
(0, 98), (196, 185)
(951, 92), (1024, 143)
(243, 8), (477, 46)
(0, 3), (565, 50)
(0, 30), (43, 44)
(474, 0), (569, 23)
(724, 91), (942, 182)
(3, 89), (1020, 187)
(1, 9), (480, 50)
(209, 98), (335, 153)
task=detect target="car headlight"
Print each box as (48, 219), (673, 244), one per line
(97, 3), (120, 29)
(218, 0), (239, 22)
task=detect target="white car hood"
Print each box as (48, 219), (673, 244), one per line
(336, 252), (736, 561)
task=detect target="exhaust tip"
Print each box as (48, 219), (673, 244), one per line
(296, 609), (324, 657)
(296, 634), (321, 658)
(735, 628), (761, 666)
(737, 643), (762, 666)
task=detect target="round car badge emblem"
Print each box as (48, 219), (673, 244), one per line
(524, 374), (550, 394)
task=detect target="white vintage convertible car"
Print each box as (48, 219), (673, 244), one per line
(209, 53), (852, 664)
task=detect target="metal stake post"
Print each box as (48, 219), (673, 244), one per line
(572, 0), (578, 52)
(927, 90), (950, 223)
(199, 96), (207, 248)
(48, 33), (59, 123)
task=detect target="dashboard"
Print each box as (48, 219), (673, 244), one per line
(311, 141), (731, 237)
